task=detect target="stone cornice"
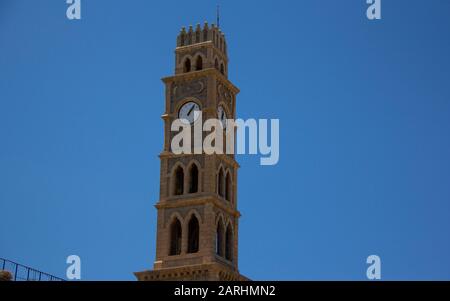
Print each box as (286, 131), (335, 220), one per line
(175, 41), (228, 63)
(162, 68), (240, 95)
(175, 41), (213, 52)
(159, 152), (240, 169)
(155, 195), (241, 218)
(134, 262), (249, 281)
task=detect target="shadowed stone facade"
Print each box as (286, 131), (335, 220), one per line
(134, 22), (248, 281)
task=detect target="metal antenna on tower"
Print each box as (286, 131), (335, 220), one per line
(217, 4), (220, 28)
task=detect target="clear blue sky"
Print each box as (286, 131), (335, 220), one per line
(1, 0), (450, 280)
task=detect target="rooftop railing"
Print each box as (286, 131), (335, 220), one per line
(0, 258), (65, 281)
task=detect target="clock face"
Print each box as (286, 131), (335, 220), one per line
(178, 101), (201, 124)
(217, 105), (227, 129)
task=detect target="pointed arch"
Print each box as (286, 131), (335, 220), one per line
(186, 209), (203, 225)
(225, 223), (233, 261)
(169, 218), (182, 256)
(187, 214), (200, 253)
(214, 58), (219, 70)
(167, 212), (184, 228)
(216, 212), (225, 226)
(220, 63), (225, 75)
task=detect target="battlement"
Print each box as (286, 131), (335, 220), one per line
(177, 22), (227, 55)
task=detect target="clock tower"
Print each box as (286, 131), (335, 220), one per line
(135, 22), (248, 281)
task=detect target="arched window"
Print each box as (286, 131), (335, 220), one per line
(225, 224), (233, 261)
(225, 172), (232, 202)
(218, 168), (225, 198)
(220, 63), (225, 75)
(187, 215), (200, 253)
(184, 58), (191, 73)
(215, 58), (219, 70)
(216, 219), (224, 257)
(169, 218), (182, 256)
(196, 56), (203, 71)
(174, 166), (184, 196)
(188, 164), (199, 193)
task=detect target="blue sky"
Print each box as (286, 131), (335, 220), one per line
(1, 0), (450, 280)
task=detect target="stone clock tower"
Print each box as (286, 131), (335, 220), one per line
(135, 23), (248, 281)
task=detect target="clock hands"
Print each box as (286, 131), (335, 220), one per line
(187, 104), (195, 117)
(181, 104), (228, 126)
(179, 102), (201, 124)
